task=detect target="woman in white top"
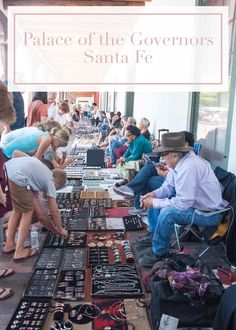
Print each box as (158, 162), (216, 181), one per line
(49, 102), (72, 127)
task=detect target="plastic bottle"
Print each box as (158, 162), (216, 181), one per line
(31, 227), (39, 250)
(5, 229), (18, 243)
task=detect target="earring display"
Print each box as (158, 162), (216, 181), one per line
(97, 199), (112, 208)
(88, 232), (127, 245)
(88, 217), (126, 231)
(24, 269), (59, 298)
(91, 264), (143, 298)
(123, 215), (144, 231)
(43, 232), (65, 248)
(79, 198), (96, 207)
(55, 270), (85, 300)
(65, 231), (87, 248)
(7, 299), (51, 330)
(61, 248), (86, 269)
(35, 248), (62, 269)
(62, 215), (88, 231)
(92, 299), (128, 330)
(57, 192), (81, 208)
(88, 217), (106, 231)
(89, 206), (107, 218)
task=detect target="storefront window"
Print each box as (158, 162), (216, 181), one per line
(194, 0), (236, 167)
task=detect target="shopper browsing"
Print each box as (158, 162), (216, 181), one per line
(3, 157), (68, 261)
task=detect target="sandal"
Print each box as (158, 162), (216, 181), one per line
(3, 242), (30, 254)
(0, 288), (14, 300)
(0, 268), (14, 279)
(13, 247), (37, 262)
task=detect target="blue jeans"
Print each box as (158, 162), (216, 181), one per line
(109, 139), (123, 164)
(127, 163), (164, 208)
(148, 207), (221, 256)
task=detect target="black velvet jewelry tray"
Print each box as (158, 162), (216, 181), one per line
(62, 216), (89, 231)
(91, 264), (144, 298)
(43, 232), (66, 248)
(6, 298), (51, 330)
(54, 270), (85, 301)
(60, 248), (86, 270)
(123, 215), (144, 231)
(88, 217), (125, 231)
(88, 246), (110, 266)
(79, 199), (112, 208)
(35, 248), (63, 269)
(65, 231), (87, 248)
(89, 206), (107, 218)
(24, 269), (59, 298)
(60, 206), (89, 231)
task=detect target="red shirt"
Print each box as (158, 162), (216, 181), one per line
(27, 100), (48, 126)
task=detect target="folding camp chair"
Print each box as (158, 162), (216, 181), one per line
(172, 206), (234, 261)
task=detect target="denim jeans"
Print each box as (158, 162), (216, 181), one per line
(148, 206), (221, 256)
(109, 139), (123, 164)
(127, 163), (164, 208)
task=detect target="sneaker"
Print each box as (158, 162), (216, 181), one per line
(114, 179), (129, 188)
(128, 208), (148, 216)
(134, 233), (153, 252)
(135, 241), (152, 253)
(135, 232), (153, 244)
(113, 185), (134, 197)
(139, 250), (167, 268)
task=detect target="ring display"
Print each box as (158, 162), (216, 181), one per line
(7, 299), (50, 330)
(24, 269), (58, 298)
(61, 248), (86, 269)
(55, 270), (85, 301)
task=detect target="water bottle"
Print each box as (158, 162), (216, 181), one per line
(31, 227), (39, 250)
(5, 229), (18, 243)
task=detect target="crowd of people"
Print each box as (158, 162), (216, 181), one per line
(0, 81), (229, 306)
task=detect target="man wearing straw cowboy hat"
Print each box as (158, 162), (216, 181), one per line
(136, 132), (228, 268)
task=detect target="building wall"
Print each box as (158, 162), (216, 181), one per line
(115, 92), (127, 115)
(227, 87), (236, 173)
(132, 92), (191, 137)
